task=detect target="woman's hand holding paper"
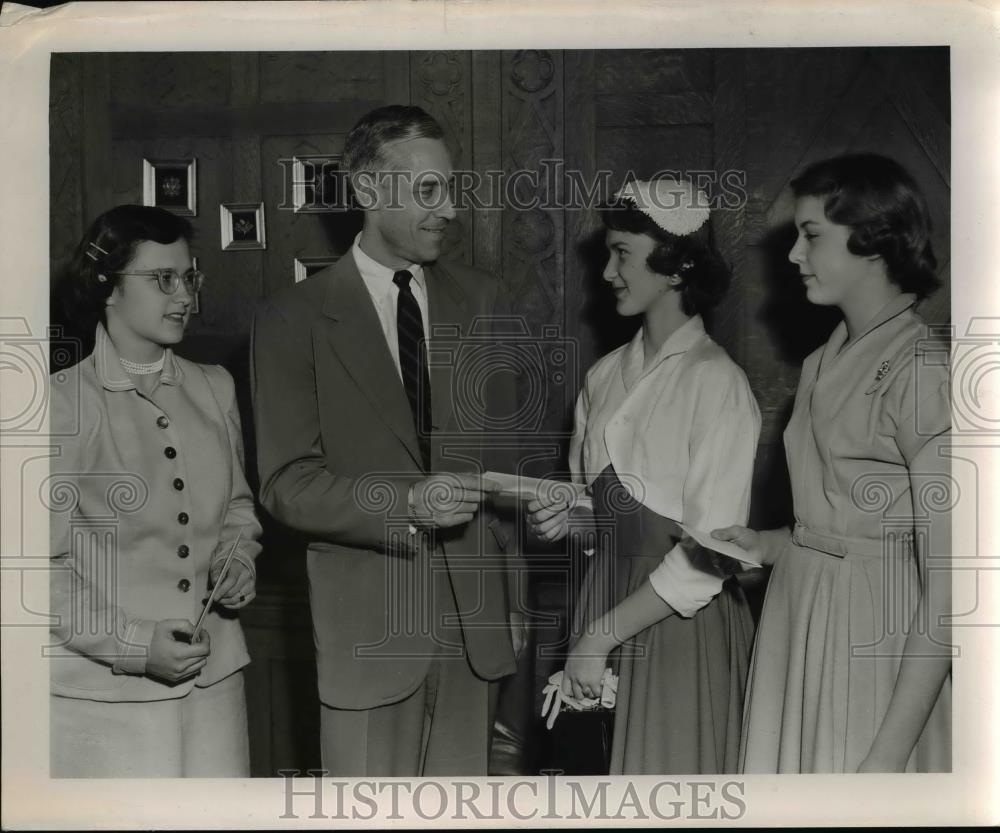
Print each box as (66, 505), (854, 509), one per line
(210, 558), (256, 610)
(146, 620), (211, 683)
(527, 494), (572, 542)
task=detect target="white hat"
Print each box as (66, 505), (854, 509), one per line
(612, 178), (710, 236)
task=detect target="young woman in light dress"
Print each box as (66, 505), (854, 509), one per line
(714, 154), (952, 773)
(49, 205), (262, 776)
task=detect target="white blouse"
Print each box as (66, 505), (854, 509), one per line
(568, 315), (761, 617)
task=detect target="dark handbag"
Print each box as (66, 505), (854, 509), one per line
(539, 706), (614, 775)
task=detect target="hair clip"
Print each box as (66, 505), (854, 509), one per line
(85, 241), (109, 263)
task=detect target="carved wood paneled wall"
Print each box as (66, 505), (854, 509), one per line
(51, 49), (950, 443)
(412, 50), (474, 266)
(49, 47), (950, 775)
(501, 50), (568, 475)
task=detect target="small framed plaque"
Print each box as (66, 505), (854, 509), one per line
(291, 155), (345, 213)
(142, 158), (197, 216)
(220, 202), (267, 251)
(293, 255), (340, 282)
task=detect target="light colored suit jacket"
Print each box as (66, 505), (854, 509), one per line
(48, 324), (262, 701)
(251, 254), (520, 709)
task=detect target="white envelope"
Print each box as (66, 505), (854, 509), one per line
(679, 522), (763, 568)
(483, 471), (586, 504)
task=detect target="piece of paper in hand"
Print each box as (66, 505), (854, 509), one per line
(193, 527), (245, 642)
(679, 523), (762, 568)
(484, 471), (586, 504)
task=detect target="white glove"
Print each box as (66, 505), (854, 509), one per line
(540, 668), (618, 729)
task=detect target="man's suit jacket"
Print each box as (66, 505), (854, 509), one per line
(251, 253), (520, 710)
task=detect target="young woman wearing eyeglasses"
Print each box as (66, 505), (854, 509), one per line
(48, 205), (262, 777)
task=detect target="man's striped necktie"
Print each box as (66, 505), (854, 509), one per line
(393, 270), (432, 471)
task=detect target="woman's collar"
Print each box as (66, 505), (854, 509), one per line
(94, 323), (183, 391)
(621, 314), (707, 388)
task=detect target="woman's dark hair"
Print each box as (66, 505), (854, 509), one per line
(66, 204), (193, 330)
(790, 153), (939, 298)
(600, 197), (730, 316)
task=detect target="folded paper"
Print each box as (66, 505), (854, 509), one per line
(678, 522), (761, 568)
(484, 471), (586, 504)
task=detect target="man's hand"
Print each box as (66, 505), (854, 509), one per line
(409, 473), (495, 529)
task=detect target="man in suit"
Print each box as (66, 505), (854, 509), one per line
(251, 105), (524, 776)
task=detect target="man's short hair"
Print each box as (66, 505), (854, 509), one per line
(342, 105), (445, 180)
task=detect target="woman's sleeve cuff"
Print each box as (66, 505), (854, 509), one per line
(112, 618), (157, 676)
(231, 550), (257, 581)
(648, 542), (725, 618)
(212, 544), (259, 582)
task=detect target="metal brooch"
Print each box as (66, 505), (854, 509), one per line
(865, 360), (891, 395)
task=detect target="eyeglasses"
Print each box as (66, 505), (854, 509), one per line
(115, 268), (205, 296)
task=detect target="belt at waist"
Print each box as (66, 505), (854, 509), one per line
(791, 523), (913, 560)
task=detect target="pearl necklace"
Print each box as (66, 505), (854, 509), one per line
(119, 354), (165, 375)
